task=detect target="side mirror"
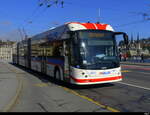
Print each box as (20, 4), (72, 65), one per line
(114, 32), (129, 45)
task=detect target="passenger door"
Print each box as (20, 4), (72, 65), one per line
(41, 46), (47, 74)
(63, 40), (71, 82)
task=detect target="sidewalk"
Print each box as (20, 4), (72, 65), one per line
(0, 61), (24, 112)
(0, 61), (111, 112)
(120, 61), (150, 66)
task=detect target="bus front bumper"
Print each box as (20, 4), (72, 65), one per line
(70, 76), (123, 85)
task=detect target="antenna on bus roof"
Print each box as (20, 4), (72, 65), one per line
(97, 8), (101, 23)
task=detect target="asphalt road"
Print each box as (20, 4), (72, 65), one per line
(10, 64), (150, 112)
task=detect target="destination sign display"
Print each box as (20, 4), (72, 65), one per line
(79, 31), (113, 39)
(88, 33), (105, 38)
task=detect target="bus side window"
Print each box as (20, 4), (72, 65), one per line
(53, 47), (60, 56)
(53, 41), (63, 57)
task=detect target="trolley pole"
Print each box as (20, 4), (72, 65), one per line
(97, 8), (101, 23)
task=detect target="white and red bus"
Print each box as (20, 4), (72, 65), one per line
(13, 22), (128, 85)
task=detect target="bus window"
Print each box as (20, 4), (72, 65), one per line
(53, 41), (63, 57)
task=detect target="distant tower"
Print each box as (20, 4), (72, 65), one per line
(130, 33), (134, 48)
(137, 33), (141, 49)
(136, 33), (141, 55)
(131, 34), (134, 44)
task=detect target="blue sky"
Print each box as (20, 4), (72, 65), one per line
(0, 0), (150, 41)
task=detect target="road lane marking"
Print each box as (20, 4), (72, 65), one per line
(121, 70), (131, 73)
(117, 82), (150, 91)
(121, 70), (150, 75)
(34, 83), (49, 87)
(59, 86), (120, 112)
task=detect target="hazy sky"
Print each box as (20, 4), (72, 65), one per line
(0, 0), (150, 41)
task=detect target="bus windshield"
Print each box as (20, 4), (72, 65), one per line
(72, 30), (120, 70)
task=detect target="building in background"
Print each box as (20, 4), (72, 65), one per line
(0, 40), (16, 62)
(118, 34), (150, 60)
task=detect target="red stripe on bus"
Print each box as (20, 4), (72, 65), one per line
(95, 24), (108, 30)
(81, 23), (96, 29)
(70, 76), (123, 83)
(47, 62), (61, 67)
(68, 22), (108, 30)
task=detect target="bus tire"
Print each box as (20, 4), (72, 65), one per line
(54, 69), (61, 80)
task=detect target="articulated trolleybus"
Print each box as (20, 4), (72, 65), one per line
(13, 22), (128, 85)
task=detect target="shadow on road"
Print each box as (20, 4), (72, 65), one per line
(9, 62), (115, 90)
